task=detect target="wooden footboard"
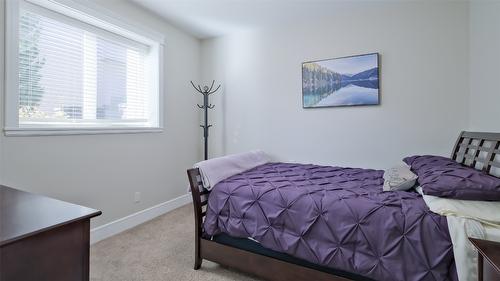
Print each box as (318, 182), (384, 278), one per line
(187, 168), (209, 270)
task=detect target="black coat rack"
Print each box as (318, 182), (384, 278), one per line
(190, 80), (221, 160)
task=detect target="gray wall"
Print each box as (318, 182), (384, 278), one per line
(0, 0), (202, 227)
(201, 1), (470, 169)
(469, 0), (500, 132)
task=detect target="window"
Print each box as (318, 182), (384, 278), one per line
(5, 0), (164, 135)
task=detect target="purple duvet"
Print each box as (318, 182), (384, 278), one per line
(204, 163), (456, 281)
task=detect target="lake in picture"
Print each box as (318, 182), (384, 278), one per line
(302, 53), (379, 108)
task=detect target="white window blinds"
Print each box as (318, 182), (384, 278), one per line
(15, 1), (160, 131)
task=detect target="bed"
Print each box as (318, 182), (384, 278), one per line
(187, 131), (500, 281)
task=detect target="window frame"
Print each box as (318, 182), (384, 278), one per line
(4, 0), (165, 136)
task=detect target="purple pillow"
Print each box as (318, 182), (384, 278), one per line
(403, 155), (500, 201)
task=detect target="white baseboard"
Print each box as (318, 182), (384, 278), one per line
(90, 193), (191, 244)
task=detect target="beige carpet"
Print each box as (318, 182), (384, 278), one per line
(90, 204), (261, 281)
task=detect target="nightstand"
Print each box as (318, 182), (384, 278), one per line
(469, 238), (500, 281)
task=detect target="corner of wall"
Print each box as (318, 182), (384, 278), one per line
(466, 0), (472, 131)
(0, 0), (205, 228)
(0, 0), (6, 184)
(200, 37), (227, 158)
(467, 0), (500, 132)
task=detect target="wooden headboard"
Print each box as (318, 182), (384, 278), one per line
(451, 131), (500, 177)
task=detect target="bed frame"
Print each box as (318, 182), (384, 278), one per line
(452, 131), (500, 177)
(187, 131), (500, 281)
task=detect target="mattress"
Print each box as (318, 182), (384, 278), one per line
(204, 162), (456, 281)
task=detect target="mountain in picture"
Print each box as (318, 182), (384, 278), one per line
(343, 67), (378, 81)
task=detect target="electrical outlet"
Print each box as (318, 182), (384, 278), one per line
(134, 192), (141, 203)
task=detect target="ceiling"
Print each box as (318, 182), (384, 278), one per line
(129, 0), (361, 39)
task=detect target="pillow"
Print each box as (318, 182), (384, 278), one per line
(415, 186), (500, 227)
(383, 164), (418, 191)
(403, 155), (461, 171)
(194, 150), (271, 190)
(404, 155), (500, 201)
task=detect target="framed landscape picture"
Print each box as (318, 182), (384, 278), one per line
(302, 53), (380, 108)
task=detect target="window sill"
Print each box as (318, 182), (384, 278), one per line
(4, 127), (163, 136)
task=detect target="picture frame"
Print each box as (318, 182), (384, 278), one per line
(302, 53), (380, 108)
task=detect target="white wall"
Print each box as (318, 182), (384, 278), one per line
(201, 1), (470, 169)
(0, 0), (202, 227)
(469, 0), (500, 132)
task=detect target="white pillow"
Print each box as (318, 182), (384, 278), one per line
(417, 186), (500, 227)
(383, 164), (418, 191)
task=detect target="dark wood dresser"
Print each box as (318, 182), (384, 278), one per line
(469, 238), (500, 281)
(0, 185), (101, 281)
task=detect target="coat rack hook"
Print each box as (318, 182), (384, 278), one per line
(208, 80), (215, 93)
(190, 81), (199, 93)
(209, 84), (221, 95)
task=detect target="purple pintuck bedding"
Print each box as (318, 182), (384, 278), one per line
(204, 163), (457, 281)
